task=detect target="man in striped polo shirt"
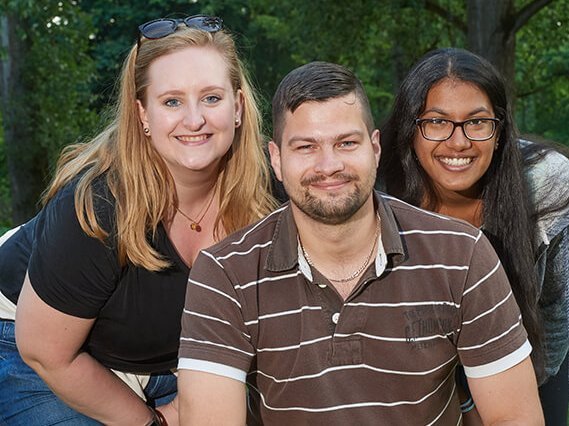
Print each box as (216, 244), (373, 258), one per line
(178, 62), (543, 425)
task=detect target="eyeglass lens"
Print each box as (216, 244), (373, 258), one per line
(139, 16), (222, 40)
(420, 119), (496, 141)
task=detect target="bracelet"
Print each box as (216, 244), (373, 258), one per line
(460, 397), (476, 413)
(148, 406), (168, 426)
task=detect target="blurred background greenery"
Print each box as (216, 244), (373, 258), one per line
(1, 0), (568, 232)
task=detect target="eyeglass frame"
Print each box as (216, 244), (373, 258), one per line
(414, 117), (501, 142)
(137, 15), (223, 48)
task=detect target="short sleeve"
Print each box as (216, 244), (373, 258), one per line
(457, 233), (530, 377)
(178, 250), (254, 382)
(28, 181), (120, 319)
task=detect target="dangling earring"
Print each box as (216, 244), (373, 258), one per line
(144, 127), (150, 135)
(494, 142), (499, 151)
(235, 117), (240, 126)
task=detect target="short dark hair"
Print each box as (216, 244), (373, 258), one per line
(271, 61), (374, 145)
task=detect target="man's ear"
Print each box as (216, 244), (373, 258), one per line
(371, 129), (381, 166)
(268, 141), (283, 182)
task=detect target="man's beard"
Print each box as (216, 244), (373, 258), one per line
(287, 172), (373, 225)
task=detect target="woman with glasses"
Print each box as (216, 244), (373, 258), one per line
(378, 47), (569, 425)
(0, 15), (276, 425)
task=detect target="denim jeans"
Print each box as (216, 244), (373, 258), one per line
(0, 319), (177, 425)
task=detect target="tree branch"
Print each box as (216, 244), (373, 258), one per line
(424, 0), (467, 34)
(517, 71), (569, 98)
(513, 0), (554, 34)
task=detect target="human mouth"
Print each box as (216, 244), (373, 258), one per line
(437, 156), (473, 167)
(303, 174), (357, 191)
(175, 134), (210, 143)
(311, 180), (347, 190)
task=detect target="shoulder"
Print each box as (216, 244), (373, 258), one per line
(190, 205), (290, 289)
(379, 192), (481, 238)
(522, 140), (569, 189)
(521, 141), (569, 237)
(201, 205), (285, 259)
(43, 174), (116, 234)
(31, 174), (118, 269)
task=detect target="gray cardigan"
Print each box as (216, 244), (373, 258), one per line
(523, 140), (569, 379)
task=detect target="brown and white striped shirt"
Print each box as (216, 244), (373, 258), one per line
(179, 192), (530, 425)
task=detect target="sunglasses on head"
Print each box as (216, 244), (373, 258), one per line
(138, 15), (223, 41)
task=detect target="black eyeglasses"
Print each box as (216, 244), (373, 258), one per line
(138, 15), (223, 41)
(415, 118), (501, 142)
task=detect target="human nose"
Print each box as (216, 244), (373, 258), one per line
(182, 104), (206, 130)
(444, 123), (472, 150)
(313, 147), (344, 175)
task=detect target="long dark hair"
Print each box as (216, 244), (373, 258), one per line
(379, 48), (545, 381)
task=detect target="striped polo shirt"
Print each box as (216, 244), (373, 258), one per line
(178, 191), (530, 425)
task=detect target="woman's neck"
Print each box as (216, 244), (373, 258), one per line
(432, 195), (483, 227)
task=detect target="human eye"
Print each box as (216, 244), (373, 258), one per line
(203, 95), (222, 105)
(164, 98), (181, 108)
(296, 144), (315, 151)
(465, 118), (490, 129)
(338, 140), (357, 149)
(291, 141), (316, 152)
(427, 118), (448, 127)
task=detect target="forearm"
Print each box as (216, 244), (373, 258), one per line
(26, 351), (154, 425)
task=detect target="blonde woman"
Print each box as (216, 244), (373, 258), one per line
(0, 15), (276, 425)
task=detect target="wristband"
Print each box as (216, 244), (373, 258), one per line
(460, 397), (476, 413)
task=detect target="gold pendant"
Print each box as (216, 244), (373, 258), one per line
(190, 223), (202, 232)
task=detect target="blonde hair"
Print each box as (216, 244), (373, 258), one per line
(43, 26), (277, 271)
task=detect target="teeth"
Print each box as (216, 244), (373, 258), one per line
(177, 135), (208, 142)
(439, 157), (472, 166)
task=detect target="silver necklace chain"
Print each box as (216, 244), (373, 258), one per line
(301, 213), (380, 283)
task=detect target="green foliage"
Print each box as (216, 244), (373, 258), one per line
(0, 0), (568, 227)
(2, 1), (100, 162)
(0, 113), (10, 229)
(81, 0), (210, 109)
(0, 1), (101, 225)
(515, 1), (569, 144)
(31, 4), (99, 161)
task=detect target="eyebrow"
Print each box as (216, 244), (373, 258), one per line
(155, 85), (227, 98)
(286, 130), (364, 146)
(422, 106), (493, 116)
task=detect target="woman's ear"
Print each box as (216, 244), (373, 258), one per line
(234, 89), (244, 128)
(137, 100), (150, 134)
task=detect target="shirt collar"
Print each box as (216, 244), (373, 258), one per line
(265, 191), (406, 275)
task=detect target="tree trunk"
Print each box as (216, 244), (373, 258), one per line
(466, 0), (516, 93)
(0, 14), (48, 225)
(466, 0), (554, 97)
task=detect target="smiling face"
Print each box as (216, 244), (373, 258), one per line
(137, 45), (243, 181)
(269, 94), (380, 225)
(413, 78), (498, 201)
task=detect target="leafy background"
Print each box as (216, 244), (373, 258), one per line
(1, 0), (568, 232)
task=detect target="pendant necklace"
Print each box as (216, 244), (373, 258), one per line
(176, 186), (217, 232)
(301, 213), (380, 283)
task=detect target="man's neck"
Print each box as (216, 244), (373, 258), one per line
(293, 197), (379, 298)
